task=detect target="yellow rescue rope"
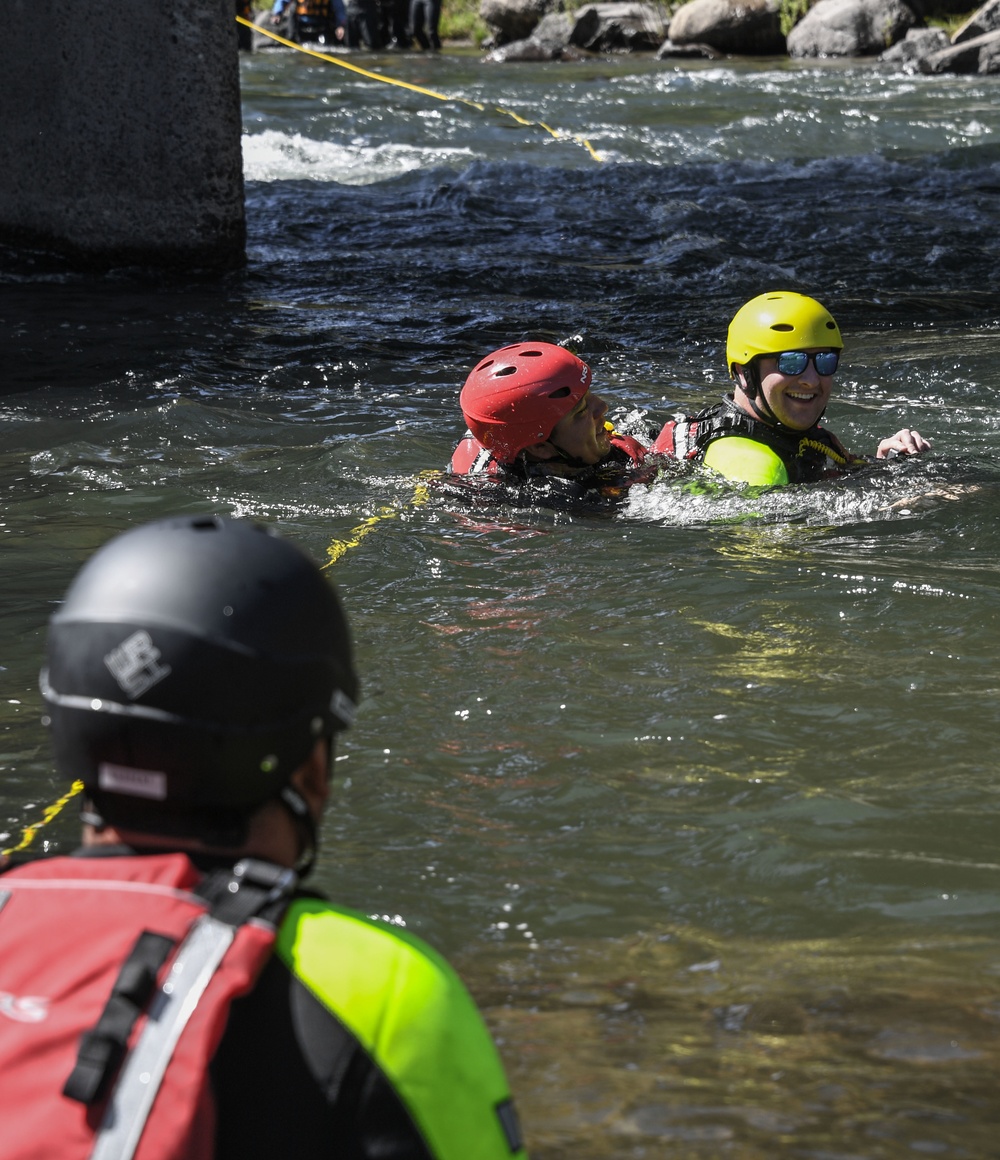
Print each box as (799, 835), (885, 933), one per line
(237, 16), (602, 162)
(322, 473), (434, 568)
(796, 436), (865, 469)
(2, 780), (84, 857)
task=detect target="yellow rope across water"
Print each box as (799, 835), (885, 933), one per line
(322, 475), (434, 569)
(237, 16), (602, 162)
(2, 780), (84, 857)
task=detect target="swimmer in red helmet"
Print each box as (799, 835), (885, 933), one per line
(448, 342), (657, 509)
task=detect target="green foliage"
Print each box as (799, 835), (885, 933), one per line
(439, 0), (489, 43)
(925, 9), (976, 35)
(778, 0), (811, 39)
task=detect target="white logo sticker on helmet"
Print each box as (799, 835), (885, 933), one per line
(98, 763), (168, 801)
(0, 992), (49, 1023)
(104, 631), (172, 700)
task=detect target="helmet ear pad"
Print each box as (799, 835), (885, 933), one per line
(731, 362), (757, 398)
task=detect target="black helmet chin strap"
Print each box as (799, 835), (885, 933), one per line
(737, 360), (826, 430)
(549, 444), (591, 468)
(278, 784), (319, 880)
(541, 426), (606, 469)
(276, 733), (335, 881)
(737, 361), (777, 425)
(518, 440), (589, 471)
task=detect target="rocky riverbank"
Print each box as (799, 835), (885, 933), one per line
(480, 0), (1000, 74)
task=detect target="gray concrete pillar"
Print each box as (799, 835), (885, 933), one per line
(0, 0), (245, 270)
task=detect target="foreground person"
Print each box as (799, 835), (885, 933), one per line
(448, 340), (657, 509)
(654, 292), (931, 487)
(0, 516), (525, 1160)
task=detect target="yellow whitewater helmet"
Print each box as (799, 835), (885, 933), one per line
(726, 292), (843, 376)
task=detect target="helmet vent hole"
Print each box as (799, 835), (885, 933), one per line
(825, 321), (836, 330)
(519, 350), (543, 358)
(495, 366), (517, 377)
(547, 387), (571, 399)
(476, 359), (495, 372)
(770, 323), (794, 332)
(191, 518), (220, 532)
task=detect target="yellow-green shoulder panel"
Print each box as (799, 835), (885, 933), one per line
(276, 898), (526, 1160)
(703, 435), (789, 487)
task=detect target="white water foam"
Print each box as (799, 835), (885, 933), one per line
(242, 128), (473, 185)
(623, 470), (955, 528)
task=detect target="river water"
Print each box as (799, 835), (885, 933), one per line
(2, 44), (1000, 1157)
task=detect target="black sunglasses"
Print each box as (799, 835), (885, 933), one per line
(773, 350), (840, 376)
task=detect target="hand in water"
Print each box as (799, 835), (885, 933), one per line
(876, 428), (932, 458)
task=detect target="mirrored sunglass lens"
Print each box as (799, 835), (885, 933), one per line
(776, 351), (808, 375)
(774, 351), (839, 375)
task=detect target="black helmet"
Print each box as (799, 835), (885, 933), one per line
(40, 515), (358, 843)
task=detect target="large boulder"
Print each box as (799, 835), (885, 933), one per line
(486, 3), (664, 57)
(952, 0), (1000, 44)
(879, 25), (949, 68)
(920, 27), (1000, 72)
(480, 0), (562, 44)
(667, 0), (784, 54)
(786, 0), (918, 57)
(530, 10), (576, 50)
(569, 2), (668, 51)
(485, 11), (584, 58)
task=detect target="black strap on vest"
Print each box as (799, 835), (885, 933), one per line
(63, 931), (175, 1105)
(63, 858), (298, 1107)
(195, 857), (299, 927)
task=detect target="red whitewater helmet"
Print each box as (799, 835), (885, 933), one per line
(459, 342), (592, 464)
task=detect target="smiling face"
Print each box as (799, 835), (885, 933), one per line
(543, 389), (611, 464)
(736, 349), (836, 431)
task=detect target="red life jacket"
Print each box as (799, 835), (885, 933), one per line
(450, 432), (500, 475)
(0, 853), (295, 1160)
(651, 414), (699, 459)
(449, 430), (648, 476)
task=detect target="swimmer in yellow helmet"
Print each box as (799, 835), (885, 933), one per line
(653, 292), (931, 487)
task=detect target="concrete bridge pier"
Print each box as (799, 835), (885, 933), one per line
(0, 0), (245, 270)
